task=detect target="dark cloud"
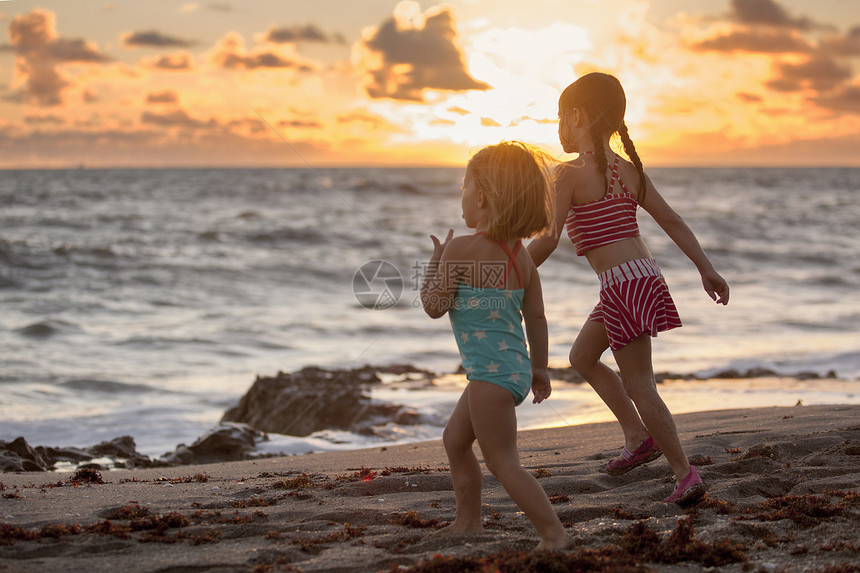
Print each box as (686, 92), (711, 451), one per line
(206, 3), (232, 12)
(211, 34), (309, 70)
(689, 1), (860, 115)
(216, 50), (295, 69)
(812, 84), (860, 114)
(359, 7), (490, 101)
(264, 24), (345, 45)
(766, 56), (852, 92)
(691, 28), (811, 53)
(729, 0), (820, 31)
(737, 92), (763, 102)
(690, 0), (835, 54)
(3, 9), (110, 107)
(147, 52), (194, 71)
(141, 109), (217, 129)
(24, 114), (65, 125)
(278, 119), (322, 128)
(47, 38), (111, 62)
(819, 26), (860, 56)
(123, 30), (195, 49)
(227, 118), (265, 133)
(146, 90), (179, 104)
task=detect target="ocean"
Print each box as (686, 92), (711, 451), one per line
(2, 166), (858, 460)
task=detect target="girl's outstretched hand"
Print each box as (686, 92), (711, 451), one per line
(702, 270), (730, 305)
(430, 229), (454, 260)
(531, 369), (552, 403)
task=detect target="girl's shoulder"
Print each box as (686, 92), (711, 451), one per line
(442, 234), (484, 257)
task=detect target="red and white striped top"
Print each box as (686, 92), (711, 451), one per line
(565, 154), (640, 256)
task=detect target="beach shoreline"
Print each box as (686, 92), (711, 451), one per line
(2, 404), (858, 572)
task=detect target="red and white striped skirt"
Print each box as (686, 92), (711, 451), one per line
(588, 258), (682, 350)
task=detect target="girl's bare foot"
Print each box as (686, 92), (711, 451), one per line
(431, 520), (484, 537)
(535, 533), (573, 551)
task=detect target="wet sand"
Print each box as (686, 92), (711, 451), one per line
(2, 404), (859, 572)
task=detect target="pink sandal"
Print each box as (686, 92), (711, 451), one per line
(606, 436), (663, 475)
(664, 465), (706, 505)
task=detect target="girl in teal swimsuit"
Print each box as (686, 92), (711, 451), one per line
(421, 141), (571, 551)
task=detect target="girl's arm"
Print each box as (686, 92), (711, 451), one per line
(639, 175), (730, 305)
(420, 229), (456, 318)
(527, 165), (575, 267)
(521, 260), (551, 403)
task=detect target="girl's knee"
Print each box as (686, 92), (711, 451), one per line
(569, 346), (595, 375)
(482, 453), (520, 480)
(621, 377), (659, 404)
(443, 425), (472, 454)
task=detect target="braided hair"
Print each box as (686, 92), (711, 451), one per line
(559, 73), (647, 202)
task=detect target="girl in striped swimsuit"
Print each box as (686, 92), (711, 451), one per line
(529, 73), (730, 506)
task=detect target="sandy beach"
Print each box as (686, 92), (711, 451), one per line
(1, 403), (858, 572)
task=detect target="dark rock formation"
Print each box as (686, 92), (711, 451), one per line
(0, 435), (169, 472)
(221, 365), (429, 437)
(162, 423), (267, 465)
(2, 364), (440, 472)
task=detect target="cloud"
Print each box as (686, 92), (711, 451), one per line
(24, 113), (65, 125)
(263, 24), (345, 45)
(686, 1), (860, 115)
(123, 30), (195, 48)
(278, 119), (322, 129)
(766, 56), (852, 92)
(691, 28), (811, 53)
(728, 0), (820, 31)
(143, 51), (195, 71)
(141, 109), (217, 129)
(82, 88), (98, 103)
(688, 0), (830, 54)
(227, 118), (265, 133)
(812, 84), (860, 114)
(355, 4), (490, 101)
(737, 92), (763, 103)
(336, 112), (387, 129)
(210, 32), (312, 71)
(3, 9), (110, 106)
(146, 90), (179, 104)
(819, 26), (860, 57)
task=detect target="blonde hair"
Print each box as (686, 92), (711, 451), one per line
(466, 141), (555, 241)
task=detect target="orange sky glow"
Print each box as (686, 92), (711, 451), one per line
(0, 0), (858, 168)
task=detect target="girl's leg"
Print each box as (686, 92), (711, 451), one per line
(569, 320), (650, 450)
(612, 334), (691, 481)
(441, 386), (483, 533)
(468, 381), (570, 550)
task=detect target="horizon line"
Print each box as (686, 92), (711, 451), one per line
(2, 163), (859, 172)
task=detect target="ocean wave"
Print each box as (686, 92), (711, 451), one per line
(247, 227), (327, 244)
(58, 378), (161, 394)
(0, 240), (44, 270)
(112, 335), (219, 350)
(53, 243), (116, 259)
(801, 275), (853, 288)
(14, 319), (80, 339)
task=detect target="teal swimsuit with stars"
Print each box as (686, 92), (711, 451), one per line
(448, 236), (532, 405)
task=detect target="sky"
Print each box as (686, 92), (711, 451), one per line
(0, 0), (858, 168)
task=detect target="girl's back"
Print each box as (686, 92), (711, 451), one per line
(564, 153), (644, 205)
